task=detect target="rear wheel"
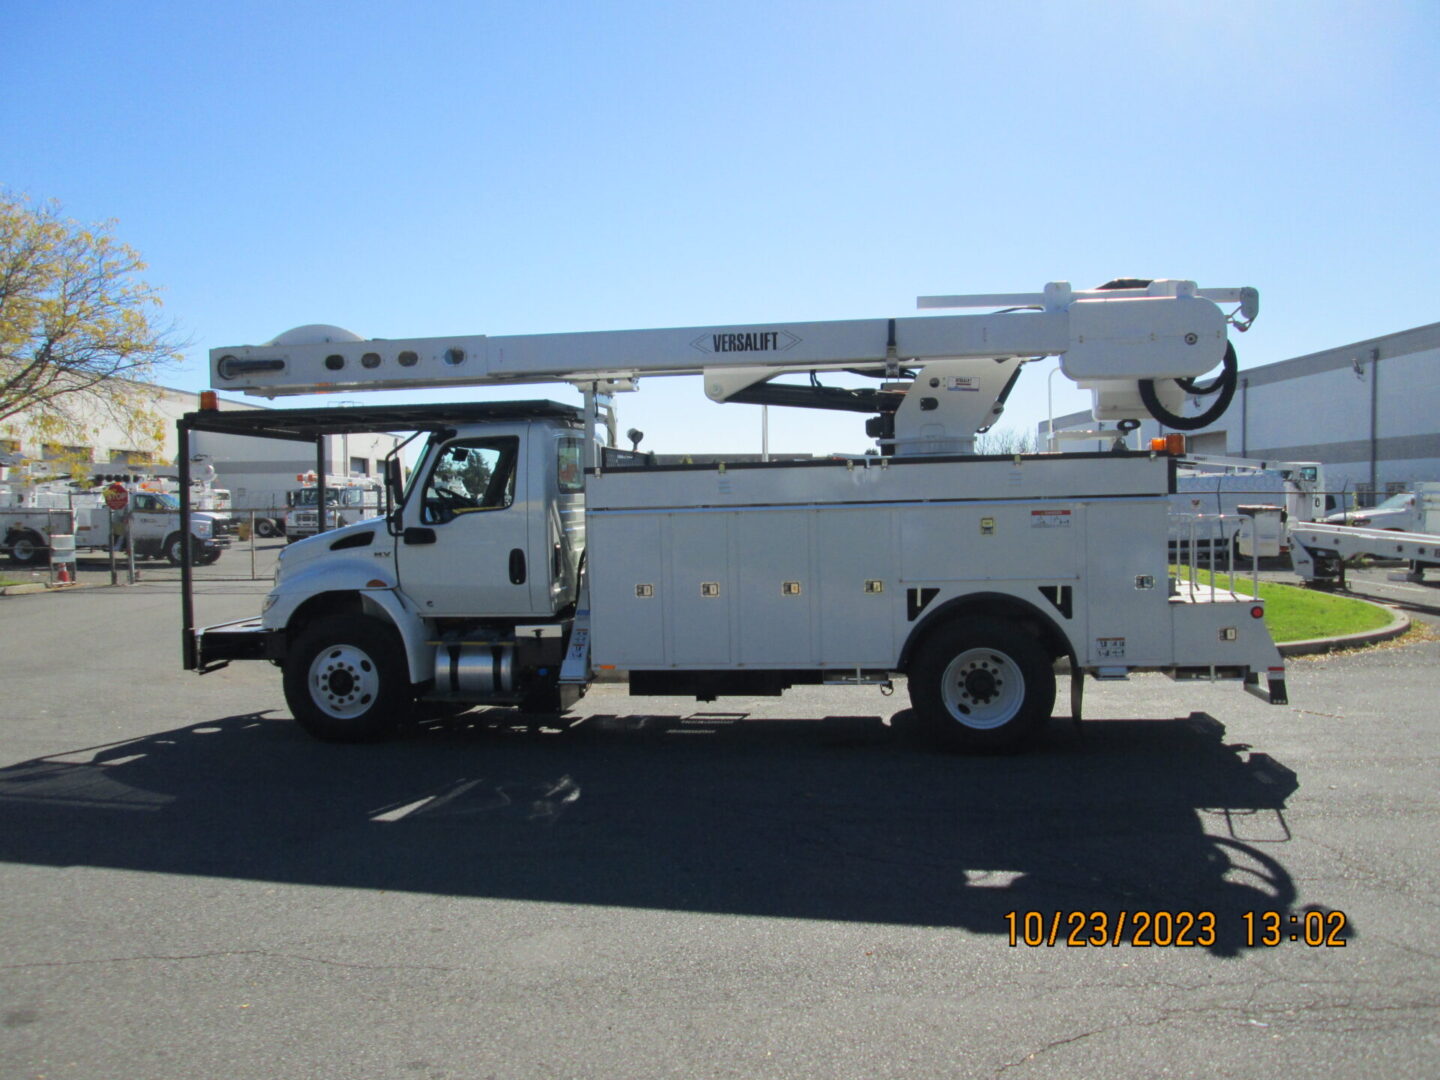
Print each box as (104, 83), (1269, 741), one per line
(908, 617), (1055, 752)
(7, 531), (47, 566)
(283, 615), (413, 742)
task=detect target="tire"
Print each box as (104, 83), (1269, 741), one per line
(254, 518), (278, 538)
(196, 548), (222, 566)
(283, 614), (413, 742)
(907, 617), (1056, 752)
(519, 685), (564, 715)
(7, 531), (47, 567)
(164, 533), (188, 566)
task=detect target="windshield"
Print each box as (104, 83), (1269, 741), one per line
(150, 492), (180, 509)
(292, 489), (341, 507)
(291, 487), (376, 508)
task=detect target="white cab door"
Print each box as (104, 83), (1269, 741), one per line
(395, 433), (536, 617)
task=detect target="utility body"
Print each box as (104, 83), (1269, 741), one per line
(182, 279), (1286, 750)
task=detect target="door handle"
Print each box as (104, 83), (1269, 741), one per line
(403, 527), (436, 545)
(509, 547), (526, 585)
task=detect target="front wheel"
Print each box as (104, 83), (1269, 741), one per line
(283, 615), (413, 742)
(254, 518), (278, 538)
(164, 532), (190, 566)
(908, 617), (1056, 752)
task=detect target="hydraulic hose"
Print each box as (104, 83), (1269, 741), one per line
(1138, 340), (1239, 432)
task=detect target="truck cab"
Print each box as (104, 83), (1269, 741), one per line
(391, 418), (586, 617)
(236, 405), (588, 738)
(283, 478), (383, 541)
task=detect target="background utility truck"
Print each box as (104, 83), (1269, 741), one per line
(181, 278), (1287, 751)
(1292, 483), (1440, 587)
(1170, 456), (1328, 557)
(2, 471), (229, 566)
(1323, 483), (1440, 533)
(283, 473), (383, 541)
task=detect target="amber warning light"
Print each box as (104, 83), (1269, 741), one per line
(1150, 434), (1186, 455)
(200, 390), (218, 411)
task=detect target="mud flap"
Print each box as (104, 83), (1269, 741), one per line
(559, 607), (592, 685)
(1245, 666), (1288, 705)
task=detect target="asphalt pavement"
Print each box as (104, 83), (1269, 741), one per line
(1, 572), (1437, 1079)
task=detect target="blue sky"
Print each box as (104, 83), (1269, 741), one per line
(4, 1), (1436, 455)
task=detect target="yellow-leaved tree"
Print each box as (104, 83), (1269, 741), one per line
(0, 191), (180, 475)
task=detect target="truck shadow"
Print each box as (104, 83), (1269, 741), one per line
(0, 708), (1339, 956)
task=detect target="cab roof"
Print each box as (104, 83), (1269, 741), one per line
(178, 400), (582, 443)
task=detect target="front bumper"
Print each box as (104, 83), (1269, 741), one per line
(187, 618), (284, 672)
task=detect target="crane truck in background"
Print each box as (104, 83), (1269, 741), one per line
(180, 278), (1288, 752)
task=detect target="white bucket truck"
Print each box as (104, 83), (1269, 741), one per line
(181, 279), (1286, 751)
(2, 471), (228, 566)
(283, 473), (383, 541)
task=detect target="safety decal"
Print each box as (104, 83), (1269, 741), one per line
(1030, 509), (1072, 528)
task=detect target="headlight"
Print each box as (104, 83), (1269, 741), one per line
(262, 591), (279, 613)
(193, 519), (212, 537)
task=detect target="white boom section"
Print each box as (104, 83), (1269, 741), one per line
(1289, 521), (1440, 583)
(209, 281), (1242, 411)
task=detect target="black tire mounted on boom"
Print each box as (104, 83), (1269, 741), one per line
(1138, 340), (1239, 432)
(1095, 277), (1241, 433)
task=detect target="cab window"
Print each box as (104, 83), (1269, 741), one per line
(422, 437), (518, 523)
(557, 437), (584, 494)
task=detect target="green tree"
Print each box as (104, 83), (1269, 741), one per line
(0, 192), (179, 466)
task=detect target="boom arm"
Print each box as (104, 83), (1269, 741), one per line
(210, 278), (1255, 454)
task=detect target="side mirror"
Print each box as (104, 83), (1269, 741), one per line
(384, 457), (405, 535)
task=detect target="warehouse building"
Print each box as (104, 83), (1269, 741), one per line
(0, 380), (399, 512)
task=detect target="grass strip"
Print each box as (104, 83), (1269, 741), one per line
(1172, 569), (1393, 643)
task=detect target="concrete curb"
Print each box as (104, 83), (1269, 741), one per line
(0, 581), (94, 596)
(1278, 604), (1412, 657)
(0, 582), (49, 596)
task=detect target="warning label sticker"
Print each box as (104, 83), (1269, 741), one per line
(1030, 509), (1072, 528)
(1096, 637), (1126, 659)
(945, 376), (980, 392)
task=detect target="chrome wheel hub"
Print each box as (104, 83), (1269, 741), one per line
(308, 644), (380, 719)
(940, 647), (1024, 730)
